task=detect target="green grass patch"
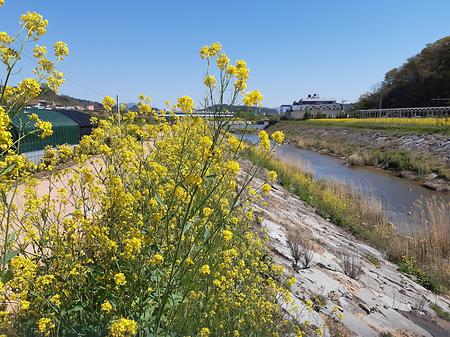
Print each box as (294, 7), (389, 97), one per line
(366, 254), (381, 268)
(301, 120), (450, 135)
(430, 303), (450, 321)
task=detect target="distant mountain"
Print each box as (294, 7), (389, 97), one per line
(30, 89), (102, 109)
(357, 36), (450, 109)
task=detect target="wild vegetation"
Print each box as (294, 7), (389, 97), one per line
(0, 2), (313, 335)
(356, 36), (450, 109)
(307, 116), (450, 129)
(245, 149), (450, 293)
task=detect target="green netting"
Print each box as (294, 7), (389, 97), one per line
(12, 109), (80, 152)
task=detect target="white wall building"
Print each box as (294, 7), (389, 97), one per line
(279, 105), (292, 114)
(290, 94), (342, 119)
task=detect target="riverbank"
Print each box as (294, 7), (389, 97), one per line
(246, 163), (450, 336)
(244, 149), (450, 295)
(267, 121), (450, 191)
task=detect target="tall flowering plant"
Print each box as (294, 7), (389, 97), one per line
(0, 3), (69, 332)
(0, 3), (299, 336)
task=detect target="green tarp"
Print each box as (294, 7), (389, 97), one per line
(12, 109), (80, 152)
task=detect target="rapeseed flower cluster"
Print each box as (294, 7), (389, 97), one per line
(243, 90), (264, 107)
(0, 0), (68, 189)
(0, 13), (302, 334)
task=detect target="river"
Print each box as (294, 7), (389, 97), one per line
(238, 133), (450, 234)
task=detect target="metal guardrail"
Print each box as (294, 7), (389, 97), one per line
(351, 106), (450, 118)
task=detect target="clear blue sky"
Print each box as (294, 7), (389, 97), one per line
(1, 0), (450, 108)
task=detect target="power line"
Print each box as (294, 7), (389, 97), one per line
(8, 42), (108, 99)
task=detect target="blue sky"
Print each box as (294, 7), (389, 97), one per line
(1, 0), (449, 108)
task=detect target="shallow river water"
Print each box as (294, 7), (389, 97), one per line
(239, 133), (450, 234)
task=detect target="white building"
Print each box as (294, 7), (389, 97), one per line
(290, 94), (341, 119)
(279, 105), (292, 114)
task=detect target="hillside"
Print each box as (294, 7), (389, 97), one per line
(357, 36), (450, 109)
(30, 88), (102, 109)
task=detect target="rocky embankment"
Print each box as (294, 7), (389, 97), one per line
(253, 174), (450, 336)
(268, 124), (450, 191)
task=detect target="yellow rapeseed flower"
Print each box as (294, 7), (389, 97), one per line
(50, 294), (61, 307)
(270, 131), (285, 144)
(216, 53), (229, 70)
(199, 327), (210, 337)
(261, 183), (271, 194)
(200, 45), (210, 59)
(222, 229), (233, 241)
(20, 11), (48, 39)
(110, 318), (137, 337)
(258, 130), (270, 151)
(203, 207), (213, 217)
(54, 41), (69, 60)
(149, 253), (164, 265)
(31, 115), (53, 139)
(101, 300), (113, 313)
(209, 42), (222, 57)
(0, 106), (12, 150)
(37, 317), (55, 336)
(267, 170), (277, 182)
(177, 95), (194, 113)
(20, 300), (30, 311)
(199, 264), (211, 275)
(17, 78), (41, 98)
(243, 90), (263, 107)
(102, 96), (116, 112)
(33, 45), (47, 58)
(204, 75), (216, 88)
(114, 273), (127, 286)
(225, 160), (240, 174)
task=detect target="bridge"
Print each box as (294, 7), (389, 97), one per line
(172, 110), (234, 118)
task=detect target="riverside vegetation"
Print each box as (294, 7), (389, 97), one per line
(268, 120), (450, 183)
(0, 2), (319, 336)
(245, 148), (450, 294)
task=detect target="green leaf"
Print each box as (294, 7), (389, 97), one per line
(0, 163), (16, 176)
(68, 305), (84, 313)
(6, 231), (16, 245)
(2, 270), (14, 283)
(154, 192), (165, 206)
(2, 250), (18, 264)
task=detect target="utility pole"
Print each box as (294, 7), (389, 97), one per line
(116, 94), (121, 126)
(341, 99), (347, 117)
(379, 92), (383, 118)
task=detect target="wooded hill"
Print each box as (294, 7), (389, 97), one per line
(357, 36), (450, 109)
(30, 88), (102, 109)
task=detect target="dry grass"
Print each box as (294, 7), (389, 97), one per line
(339, 248), (363, 280)
(286, 229), (314, 270)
